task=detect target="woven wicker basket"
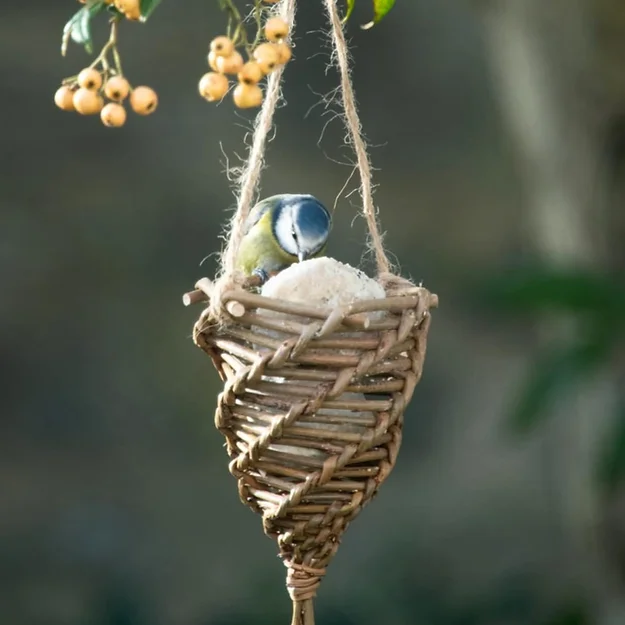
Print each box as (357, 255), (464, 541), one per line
(185, 276), (437, 625)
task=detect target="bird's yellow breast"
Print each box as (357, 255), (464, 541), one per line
(236, 210), (296, 277)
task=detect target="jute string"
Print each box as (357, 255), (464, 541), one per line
(202, 9), (422, 625)
(322, 0), (392, 277)
(209, 0), (297, 319)
(208, 0), (402, 321)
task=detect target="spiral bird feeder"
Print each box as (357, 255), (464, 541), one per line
(183, 1), (438, 624)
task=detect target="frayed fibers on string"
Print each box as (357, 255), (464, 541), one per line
(209, 0), (298, 321)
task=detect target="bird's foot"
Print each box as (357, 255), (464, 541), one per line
(252, 268), (269, 285)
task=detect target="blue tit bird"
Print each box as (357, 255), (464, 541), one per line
(236, 193), (332, 283)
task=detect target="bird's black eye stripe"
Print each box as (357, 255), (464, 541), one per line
(291, 227), (298, 241)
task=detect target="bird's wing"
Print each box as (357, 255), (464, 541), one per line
(242, 198), (274, 236)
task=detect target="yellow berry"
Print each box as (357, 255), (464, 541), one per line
(77, 67), (102, 91)
(216, 50), (244, 75)
(238, 61), (264, 85)
(253, 43), (280, 74)
(264, 17), (289, 42)
(101, 102), (127, 127)
(233, 83), (263, 109)
(207, 51), (220, 72)
(210, 36), (235, 58)
(73, 88), (104, 115)
(115, 0), (140, 20)
(274, 42), (292, 64)
(54, 85), (75, 111)
(104, 75), (130, 101)
(198, 72), (229, 102)
(130, 86), (158, 115)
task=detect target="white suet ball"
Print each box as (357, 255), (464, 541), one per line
(260, 256), (386, 318)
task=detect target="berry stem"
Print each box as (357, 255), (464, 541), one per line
(226, 14), (233, 40)
(112, 36), (124, 75)
(218, 0), (261, 56)
(220, 0), (243, 32)
(232, 23), (244, 48)
(108, 18), (124, 75)
(251, 0), (265, 50)
(88, 17), (122, 74)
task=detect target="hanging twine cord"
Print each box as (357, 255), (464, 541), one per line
(190, 10), (436, 625)
(209, 0), (297, 319)
(323, 0), (393, 278)
(207, 0), (412, 321)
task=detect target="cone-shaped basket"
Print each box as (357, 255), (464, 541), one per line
(187, 276), (437, 625)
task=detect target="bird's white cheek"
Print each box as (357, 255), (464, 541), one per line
(273, 213), (298, 256)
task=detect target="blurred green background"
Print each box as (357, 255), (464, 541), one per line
(2, 1), (625, 624)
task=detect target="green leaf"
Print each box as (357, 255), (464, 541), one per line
(596, 404), (625, 495)
(508, 329), (613, 434)
(361, 0), (396, 29)
(62, 1), (106, 55)
(342, 0), (356, 23)
(139, 0), (163, 21)
(481, 267), (625, 319)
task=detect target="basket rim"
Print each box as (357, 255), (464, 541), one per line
(184, 275), (439, 324)
(221, 287), (434, 313)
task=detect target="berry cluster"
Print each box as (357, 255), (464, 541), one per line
(198, 13), (292, 110)
(55, 17), (157, 127)
(55, 70), (157, 127)
(55, 0), (297, 125)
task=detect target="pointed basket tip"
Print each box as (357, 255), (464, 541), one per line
(191, 280), (436, 625)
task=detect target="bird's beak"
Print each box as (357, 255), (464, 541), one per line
(297, 251), (306, 262)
